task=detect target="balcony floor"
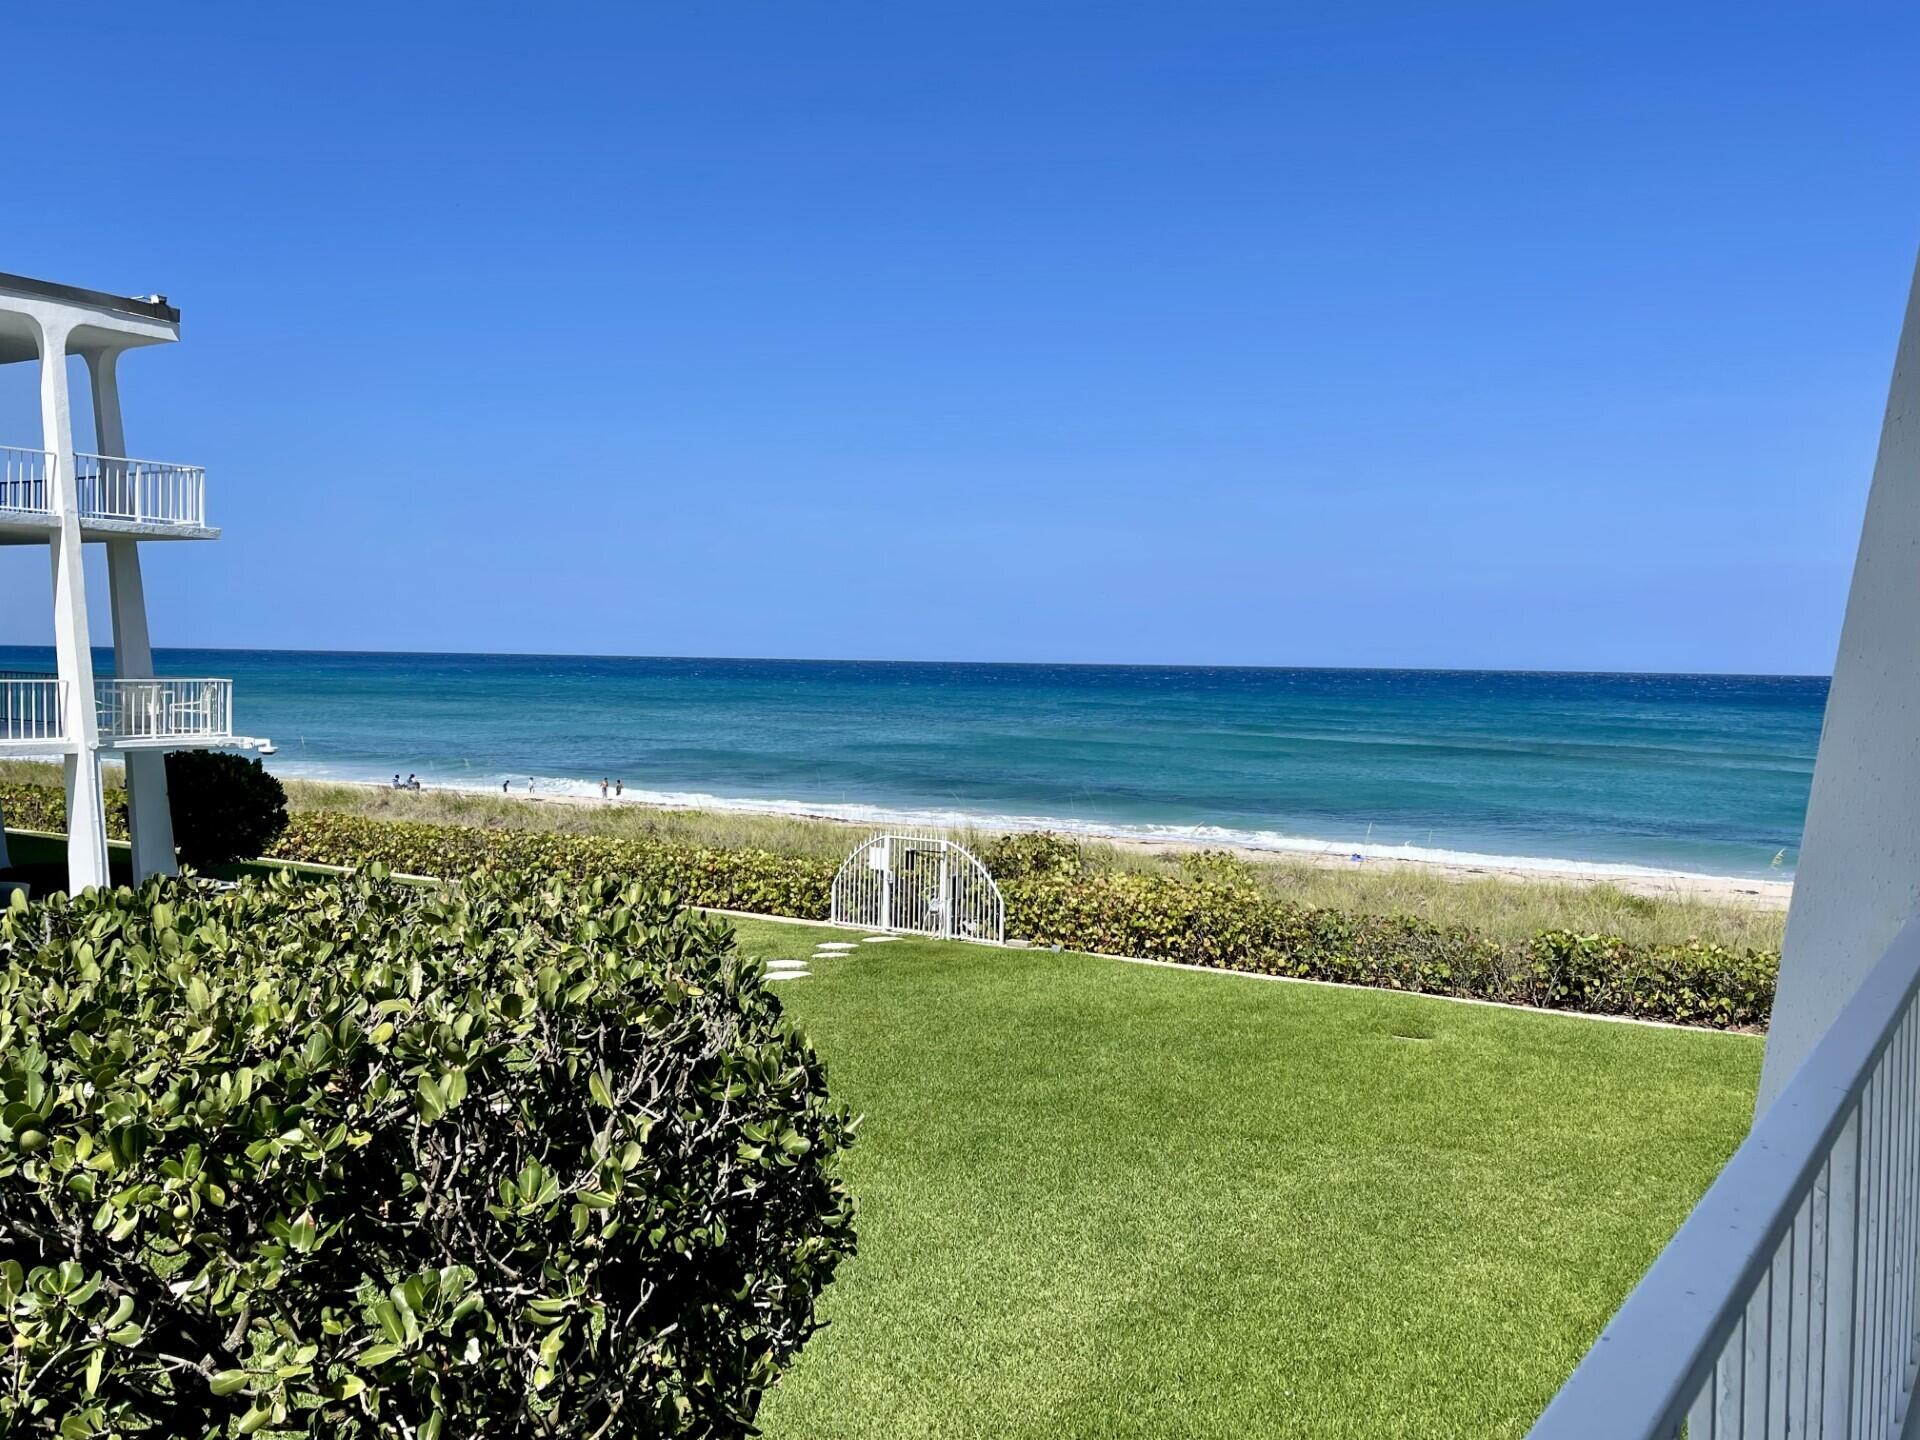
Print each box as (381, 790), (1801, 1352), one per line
(0, 738), (70, 756)
(0, 512), (219, 543)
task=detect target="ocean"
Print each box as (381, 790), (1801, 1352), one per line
(0, 648), (1825, 880)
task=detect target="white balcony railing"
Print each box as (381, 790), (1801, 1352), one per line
(96, 678), (233, 743)
(1529, 917), (1920, 1439)
(0, 679), (64, 744)
(0, 445), (52, 517)
(74, 452), (207, 529)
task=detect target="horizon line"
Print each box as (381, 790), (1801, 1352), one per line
(0, 640), (1834, 683)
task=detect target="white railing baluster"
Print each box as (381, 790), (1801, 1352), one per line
(1791, 1194), (1814, 1439)
(1907, 1021), (1920, 1393)
(1829, 1111), (1860, 1438)
(1766, 1233), (1791, 1439)
(1688, 1376), (1715, 1439)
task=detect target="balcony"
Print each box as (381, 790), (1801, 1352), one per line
(0, 676), (240, 751)
(0, 445), (213, 538)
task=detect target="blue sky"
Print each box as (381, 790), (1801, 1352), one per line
(2, 1), (1915, 672)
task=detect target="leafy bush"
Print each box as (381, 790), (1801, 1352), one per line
(163, 750), (289, 869)
(263, 815), (1791, 1028)
(1173, 849), (1261, 886)
(974, 830), (1086, 881)
(268, 811), (837, 920)
(0, 868), (856, 1437)
(0, 782), (126, 840)
(1000, 867), (1777, 1028)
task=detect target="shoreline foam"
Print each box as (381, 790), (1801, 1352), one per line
(274, 763), (1794, 911)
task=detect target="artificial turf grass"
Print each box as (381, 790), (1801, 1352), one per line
(729, 918), (1760, 1440)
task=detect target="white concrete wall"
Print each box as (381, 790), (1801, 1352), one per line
(89, 350), (177, 880)
(1758, 251), (1920, 1112)
(35, 316), (110, 892)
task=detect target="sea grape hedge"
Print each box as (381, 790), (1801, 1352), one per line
(0, 867), (856, 1438)
(0, 781), (1779, 1029)
(996, 868), (1777, 1029)
(0, 782), (122, 839)
(265, 811), (840, 921)
(258, 813), (1776, 1028)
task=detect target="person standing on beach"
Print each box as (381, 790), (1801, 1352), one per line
(527, 779), (535, 795)
(502, 779), (510, 794)
(601, 778), (609, 800)
(615, 779), (624, 798)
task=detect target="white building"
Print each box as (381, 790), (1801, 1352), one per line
(0, 272), (266, 890)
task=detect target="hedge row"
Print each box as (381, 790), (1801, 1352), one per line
(0, 782), (125, 838)
(267, 811), (840, 921)
(999, 868), (1776, 1029)
(2, 783), (1779, 1028)
(263, 812), (1776, 1029)
(0, 867), (856, 1437)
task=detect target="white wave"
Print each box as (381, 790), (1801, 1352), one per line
(264, 756), (1789, 884)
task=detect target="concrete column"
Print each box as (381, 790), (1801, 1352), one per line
(88, 351), (175, 880)
(1757, 250), (1920, 1112)
(38, 325), (110, 891)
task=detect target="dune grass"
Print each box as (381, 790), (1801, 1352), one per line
(727, 916), (1759, 1439)
(1242, 861), (1785, 950)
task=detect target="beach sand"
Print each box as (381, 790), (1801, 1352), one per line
(308, 778), (1792, 912)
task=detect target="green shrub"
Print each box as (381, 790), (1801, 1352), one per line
(267, 811), (837, 920)
(266, 816), (1777, 1028)
(974, 830), (1086, 880)
(0, 782), (126, 841)
(0, 869), (856, 1437)
(164, 751), (289, 869)
(999, 867), (1776, 1028)
(1174, 849), (1261, 886)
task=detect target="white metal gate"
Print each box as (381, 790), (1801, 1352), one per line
(830, 832), (1004, 944)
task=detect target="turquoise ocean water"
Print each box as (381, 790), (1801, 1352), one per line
(0, 648), (1825, 880)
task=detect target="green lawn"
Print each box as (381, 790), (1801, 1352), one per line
(726, 917), (1761, 1440)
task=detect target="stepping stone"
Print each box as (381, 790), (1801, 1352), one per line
(765, 969), (810, 981)
(815, 941), (857, 950)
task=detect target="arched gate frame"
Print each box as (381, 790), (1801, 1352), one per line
(830, 832), (1005, 945)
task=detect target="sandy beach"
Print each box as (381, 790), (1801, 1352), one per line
(301, 777), (1793, 911)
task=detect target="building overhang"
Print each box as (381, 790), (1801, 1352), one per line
(0, 272), (180, 365)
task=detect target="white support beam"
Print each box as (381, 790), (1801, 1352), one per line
(38, 322), (110, 892)
(89, 350), (176, 880)
(1758, 251), (1920, 1112)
